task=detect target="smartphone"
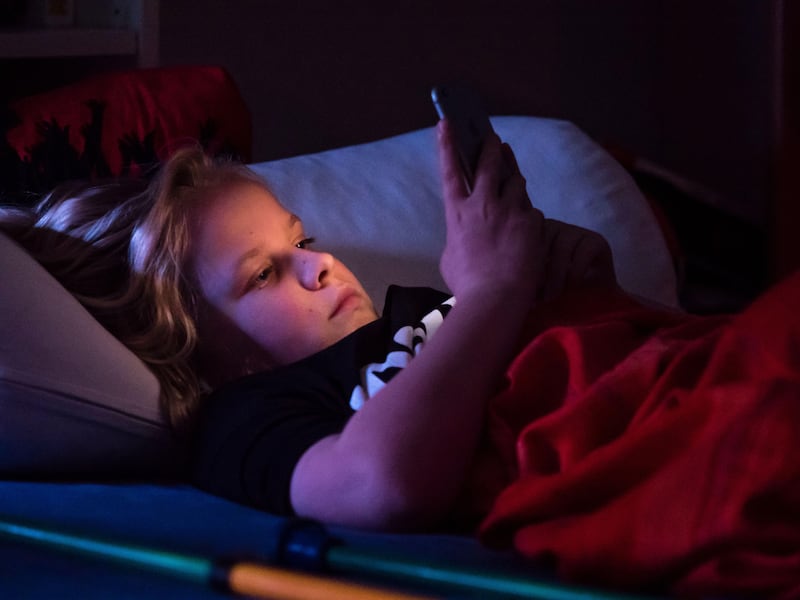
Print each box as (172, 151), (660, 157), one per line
(431, 84), (493, 190)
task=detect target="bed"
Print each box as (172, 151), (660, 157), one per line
(2, 67), (686, 598)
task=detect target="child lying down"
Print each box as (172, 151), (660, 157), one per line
(2, 120), (798, 598)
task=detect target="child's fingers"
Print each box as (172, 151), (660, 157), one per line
(436, 120), (469, 200)
(472, 131), (506, 197)
(501, 143), (521, 176)
(499, 173), (532, 212)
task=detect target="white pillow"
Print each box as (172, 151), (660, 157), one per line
(250, 116), (678, 310)
(0, 116), (677, 477)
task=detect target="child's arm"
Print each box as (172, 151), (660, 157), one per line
(289, 121), (547, 531)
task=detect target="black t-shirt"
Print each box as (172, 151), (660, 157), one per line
(191, 285), (453, 514)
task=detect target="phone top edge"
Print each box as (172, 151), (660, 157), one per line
(430, 86), (446, 120)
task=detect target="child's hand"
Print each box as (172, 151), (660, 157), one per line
(436, 119), (546, 306)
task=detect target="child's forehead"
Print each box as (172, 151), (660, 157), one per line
(200, 180), (284, 215)
(192, 183), (304, 240)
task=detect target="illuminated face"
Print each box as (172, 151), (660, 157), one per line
(189, 182), (378, 382)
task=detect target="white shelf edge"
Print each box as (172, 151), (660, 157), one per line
(0, 29), (138, 59)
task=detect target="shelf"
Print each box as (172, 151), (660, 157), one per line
(0, 28), (138, 59)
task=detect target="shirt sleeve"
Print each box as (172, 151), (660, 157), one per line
(190, 286), (450, 515)
(191, 375), (352, 515)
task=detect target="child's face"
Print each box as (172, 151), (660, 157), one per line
(189, 181), (378, 376)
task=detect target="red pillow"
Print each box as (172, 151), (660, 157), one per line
(3, 65), (251, 194)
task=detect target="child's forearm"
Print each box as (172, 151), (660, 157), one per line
(290, 285), (531, 530)
(291, 120), (543, 530)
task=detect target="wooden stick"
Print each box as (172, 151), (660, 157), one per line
(229, 561), (432, 600)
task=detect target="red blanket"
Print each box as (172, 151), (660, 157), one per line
(466, 273), (800, 598)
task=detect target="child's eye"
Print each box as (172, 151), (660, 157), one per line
(253, 267), (273, 286)
(296, 237), (316, 250)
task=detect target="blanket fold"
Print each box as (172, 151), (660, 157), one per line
(470, 274), (800, 598)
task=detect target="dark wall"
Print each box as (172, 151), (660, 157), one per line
(159, 0), (781, 230)
(159, 2), (562, 159)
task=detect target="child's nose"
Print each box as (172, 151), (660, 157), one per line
(296, 250), (334, 290)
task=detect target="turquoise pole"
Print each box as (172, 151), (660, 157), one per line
(327, 545), (654, 600)
(0, 516), (435, 600)
(0, 518), (211, 583)
(2, 515), (656, 600)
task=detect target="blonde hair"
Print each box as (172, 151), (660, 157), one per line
(0, 146), (267, 434)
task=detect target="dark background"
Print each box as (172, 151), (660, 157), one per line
(3, 0), (798, 311)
